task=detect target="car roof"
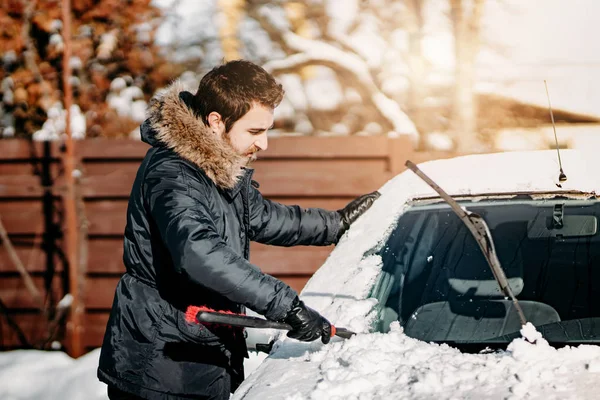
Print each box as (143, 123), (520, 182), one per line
(391, 149), (600, 199)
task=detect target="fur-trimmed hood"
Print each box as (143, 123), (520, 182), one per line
(143, 81), (247, 189)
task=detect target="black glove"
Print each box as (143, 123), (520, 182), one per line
(336, 191), (381, 240)
(284, 297), (332, 344)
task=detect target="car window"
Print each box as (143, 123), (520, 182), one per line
(371, 197), (600, 345)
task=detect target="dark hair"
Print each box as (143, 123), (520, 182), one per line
(192, 60), (284, 132)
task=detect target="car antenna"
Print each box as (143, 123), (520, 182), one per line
(544, 80), (567, 186)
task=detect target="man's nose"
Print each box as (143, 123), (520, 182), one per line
(255, 132), (268, 151)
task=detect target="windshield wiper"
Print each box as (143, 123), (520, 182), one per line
(471, 317), (600, 344)
(405, 160), (528, 326)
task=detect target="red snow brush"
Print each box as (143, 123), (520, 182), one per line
(185, 305), (355, 339)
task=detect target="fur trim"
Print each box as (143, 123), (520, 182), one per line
(146, 81), (246, 189)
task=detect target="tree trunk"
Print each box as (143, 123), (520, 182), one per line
(450, 0), (484, 152)
(218, 0), (244, 61)
(284, 1), (316, 80)
(405, 0), (427, 148)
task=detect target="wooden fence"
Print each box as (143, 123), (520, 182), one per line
(0, 136), (455, 353)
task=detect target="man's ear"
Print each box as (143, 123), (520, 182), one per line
(207, 112), (224, 136)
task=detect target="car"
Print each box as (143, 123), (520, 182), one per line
(235, 149), (600, 399)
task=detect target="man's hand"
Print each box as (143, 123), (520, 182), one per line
(284, 298), (332, 344)
(337, 191), (381, 240)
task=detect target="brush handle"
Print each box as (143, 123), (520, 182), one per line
(196, 311), (293, 330)
(195, 311), (355, 339)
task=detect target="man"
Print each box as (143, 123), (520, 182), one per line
(97, 60), (379, 400)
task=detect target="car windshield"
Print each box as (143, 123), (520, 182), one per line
(371, 196), (600, 346)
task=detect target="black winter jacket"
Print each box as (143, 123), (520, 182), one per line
(97, 82), (341, 399)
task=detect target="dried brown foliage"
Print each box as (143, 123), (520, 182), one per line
(0, 0), (182, 138)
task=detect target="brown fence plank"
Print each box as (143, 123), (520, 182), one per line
(0, 201), (49, 234)
(253, 160), (390, 196)
(282, 276), (311, 293)
(75, 136), (395, 160)
(409, 151), (462, 166)
(87, 238), (125, 273)
(85, 277), (118, 309)
(86, 200), (128, 236)
(0, 313), (51, 348)
(80, 159), (389, 198)
(77, 139), (149, 159)
(86, 239), (331, 276)
(0, 162), (58, 176)
(274, 198), (350, 210)
(251, 244), (332, 275)
(0, 275), (62, 309)
(0, 162), (61, 178)
(389, 136), (414, 174)
(260, 136), (390, 158)
(0, 246), (55, 273)
(0, 175), (49, 197)
(81, 162), (139, 198)
(86, 272), (312, 310)
(85, 198), (349, 236)
(84, 312), (109, 348)
(0, 140), (58, 161)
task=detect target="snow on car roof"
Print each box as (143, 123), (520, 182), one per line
(399, 149), (600, 199)
(235, 149), (600, 400)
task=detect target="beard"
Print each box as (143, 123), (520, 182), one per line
(244, 146), (259, 166)
(223, 134), (260, 166)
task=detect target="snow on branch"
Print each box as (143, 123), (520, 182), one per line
(263, 31), (419, 142)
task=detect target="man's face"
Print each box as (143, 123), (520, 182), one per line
(209, 103), (274, 164)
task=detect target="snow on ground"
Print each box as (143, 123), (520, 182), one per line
(0, 348), (269, 400)
(0, 349), (107, 400)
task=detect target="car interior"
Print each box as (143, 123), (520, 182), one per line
(370, 198), (600, 344)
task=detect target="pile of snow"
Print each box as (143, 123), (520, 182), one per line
(0, 349), (107, 400)
(132, 22), (153, 45)
(32, 103), (86, 141)
(152, 0), (223, 65)
(425, 132), (454, 151)
(1, 77), (16, 137)
(235, 322), (600, 399)
(0, 347), (270, 400)
(106, 77), (147, 123)
(97, 30), (118, 60)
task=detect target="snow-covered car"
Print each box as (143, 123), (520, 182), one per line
(235, 149), (600, 400)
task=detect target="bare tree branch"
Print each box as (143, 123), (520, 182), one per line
(0, 297), (32, 348)
(0, 216), (46, 314)
(450, 0), (486, 151)
(21, 0), (42, 81)
(263, 32), (418, 139)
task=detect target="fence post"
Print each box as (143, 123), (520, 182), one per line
(388, 135), (415, 176)
(62, 0), (84, 357)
